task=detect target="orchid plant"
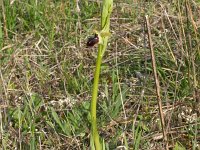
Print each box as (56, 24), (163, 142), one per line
(90, 0), (113, 149)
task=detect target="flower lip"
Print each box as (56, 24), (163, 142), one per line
(86, 34), (99, 47)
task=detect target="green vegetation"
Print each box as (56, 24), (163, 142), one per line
(0, 0), (199, 149)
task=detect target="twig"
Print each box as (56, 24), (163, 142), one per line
(1, 0), (8, 38)
(145, 15), (169, 150)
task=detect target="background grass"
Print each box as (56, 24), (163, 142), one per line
(0, 0), (200, 149)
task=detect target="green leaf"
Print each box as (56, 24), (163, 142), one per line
(173, 142), (186, 150)
(50, 107), (70, 135)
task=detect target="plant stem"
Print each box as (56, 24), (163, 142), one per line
(145, 15), (169, 150)
(90, 1), (113, 149)
(91, 45), (103, 150)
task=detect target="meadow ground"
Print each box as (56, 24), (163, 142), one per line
(0, 0), (200, 149)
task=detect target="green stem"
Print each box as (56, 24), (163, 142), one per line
(90, 1), (113, 149)
(91, 45), (103, 150)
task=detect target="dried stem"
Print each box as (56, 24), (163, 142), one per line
(1, 0), (8, 38)
(145, 15), (169, 150)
